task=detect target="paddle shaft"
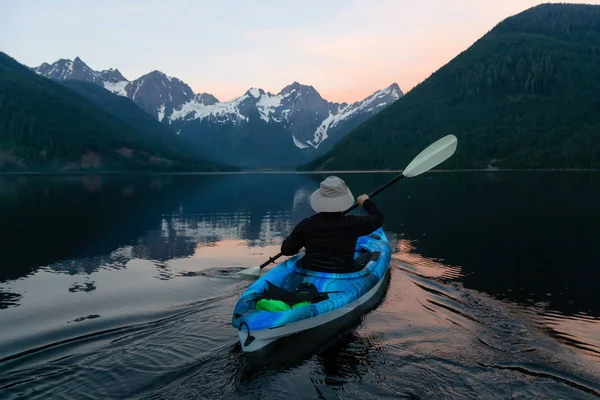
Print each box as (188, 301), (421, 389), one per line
(343, 173), (405, 213)
(258, 173), (405, 270)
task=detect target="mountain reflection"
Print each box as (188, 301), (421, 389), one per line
(0, 174), (321, 283)
(1, 172), (598, 319)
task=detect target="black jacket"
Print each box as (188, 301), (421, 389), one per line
(280, 199), (385, 267)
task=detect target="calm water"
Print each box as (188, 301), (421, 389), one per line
(0, 172), (598, 399)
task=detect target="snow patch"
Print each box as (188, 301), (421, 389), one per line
(132, 79), (144, 100)
(310, 112), (335, 148)
(293, 135), (310, 149)
(248, 88), (261, 98)
(169, 94), (250, 124)
(256, 93), (283, 122)
(103, 80), (128, 96)
(157, 103), (166, 122)
(56, 60), (74, 80)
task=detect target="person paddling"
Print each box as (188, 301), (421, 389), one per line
(280, 176), (385, 272)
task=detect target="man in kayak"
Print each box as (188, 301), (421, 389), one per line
(280, 176), (384, 272)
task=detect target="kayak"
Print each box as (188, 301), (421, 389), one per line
(231, 227), (391, 352)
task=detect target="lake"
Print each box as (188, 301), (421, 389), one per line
(0, 172), (598, 399)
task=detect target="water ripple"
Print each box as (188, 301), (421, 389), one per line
(1, 255), (599, 399)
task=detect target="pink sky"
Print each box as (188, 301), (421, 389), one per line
(2, 0), (600, 103)
(288, 0), (600, 102)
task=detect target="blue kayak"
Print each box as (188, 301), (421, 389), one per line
(232, 227), (391, 352)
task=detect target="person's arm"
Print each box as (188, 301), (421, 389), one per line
(350, 195), (385, 236)
(281, 220), (306, 255)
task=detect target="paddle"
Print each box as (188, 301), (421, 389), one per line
(236, 134), (458, 277)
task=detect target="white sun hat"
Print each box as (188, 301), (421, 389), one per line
(309, 176), (355, 213)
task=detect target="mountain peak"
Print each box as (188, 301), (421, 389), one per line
(98, 68), (127, 83)
(146, 70), (166, 78)
(245, 87), (265, 98)
(388, 82), (401, 91)
(356, 83), (403, 105)
(195, 92), (219, 105)
(281, 81), (317, 94)
(127, 70), (195, 117)
(33, 56), (102, 84)
(142, 70), (184, 84)
(384, 83), (403, 99)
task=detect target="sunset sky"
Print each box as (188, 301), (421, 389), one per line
(2, 0), (600, 102)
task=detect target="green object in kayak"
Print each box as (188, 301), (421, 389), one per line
(256, 299), (291, 312)
(255, 299), (312, 312)
(291, 301), (312, 309)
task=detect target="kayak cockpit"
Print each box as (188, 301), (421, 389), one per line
(252, 281), (341, 313)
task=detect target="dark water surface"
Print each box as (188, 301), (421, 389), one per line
(0, 172), (598, 399)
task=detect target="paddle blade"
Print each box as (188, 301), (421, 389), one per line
(403, 134), (458, 178)
(236, 266), (261, 277)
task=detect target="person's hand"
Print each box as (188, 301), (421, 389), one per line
(357, 194), (369, 206)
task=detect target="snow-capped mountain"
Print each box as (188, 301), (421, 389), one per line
(167, 82), (402, 166)
(33, 57), (403, 167)
(32, 57), (105, 85)
(311, 83), (403, 152)
(169, 81), (402, 149)
(121, 70), (195, 122)
(32, 58), (198, 122)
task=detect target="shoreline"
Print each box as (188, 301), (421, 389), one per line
(1, 168), (599, 176)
